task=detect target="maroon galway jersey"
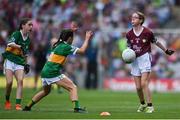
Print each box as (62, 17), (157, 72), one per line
(126, 27), (156, 57)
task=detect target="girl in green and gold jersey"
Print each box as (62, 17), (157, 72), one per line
(2, 18), (33, 110)
(23, 25), (93, 113)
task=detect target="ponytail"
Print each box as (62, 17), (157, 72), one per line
(53, 29), (73, 49)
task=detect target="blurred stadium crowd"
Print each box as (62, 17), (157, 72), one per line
(0, 0), (180, 88)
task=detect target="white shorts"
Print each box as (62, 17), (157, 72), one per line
(131, 52), (152, 76)
(3, 59), (24, 74)
(42, 74), (66, 86)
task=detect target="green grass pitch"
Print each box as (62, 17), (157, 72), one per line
(0, 87), (180, 119)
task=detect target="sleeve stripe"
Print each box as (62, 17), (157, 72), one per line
(7, 42), (16, 46)
(73, 48), (79, 55)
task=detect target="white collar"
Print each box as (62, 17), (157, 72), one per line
(20, 30), (28, 41)
(133, 26), (144, 37)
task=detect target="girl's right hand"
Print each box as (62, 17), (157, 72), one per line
(85, 31), (93, 40)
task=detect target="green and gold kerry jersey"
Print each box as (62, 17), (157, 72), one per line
(41, 42), (79, 78)
(2, 31), (30, 65)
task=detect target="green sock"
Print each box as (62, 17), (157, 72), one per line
(5, 95), (10, 101)
(27, 100), (36, 108)
(73, 100), (80, 108)
(16, 99), (21, 104)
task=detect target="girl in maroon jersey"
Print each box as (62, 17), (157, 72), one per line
(126, 12), (174, 113)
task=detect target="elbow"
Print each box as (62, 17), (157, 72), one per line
(78, 48), (86, 54)
(79, 50), (86, 54)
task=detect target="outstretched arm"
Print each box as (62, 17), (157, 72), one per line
(76, 31), (93, 54)
(155, 41), (166, 52)
(155, 41), (174, 55)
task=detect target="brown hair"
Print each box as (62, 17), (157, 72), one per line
(19, 18), (31, 30)
(135, 11), (145, 25)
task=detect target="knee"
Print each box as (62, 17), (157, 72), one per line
(141, 81), (148, 89)
(69, 84), (77, 91)
(44, 91), (50, 96)
(73, 84), (77, 90)
(6, 81), (13, 86)
(17, 80), (23, 87)
(136, 87), (142, 92)
(44, 88), (51, 96)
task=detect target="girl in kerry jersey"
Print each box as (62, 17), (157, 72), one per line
(23, 29), (93, 113)
(2, 18), (33, 110)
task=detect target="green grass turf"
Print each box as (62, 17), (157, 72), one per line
(0, 88), (180, 119)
